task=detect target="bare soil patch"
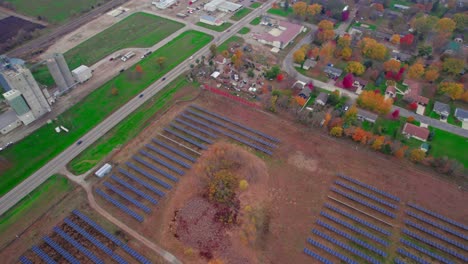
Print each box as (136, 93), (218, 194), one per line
(0, 16), (45, 53)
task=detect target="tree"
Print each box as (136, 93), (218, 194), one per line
(341, 47), (352, 60)
(418, 46), (432, 57)
(438, 82), (464, 100)
(442, 58), (464, 75)
(307, 3), (322, 17)
(293, 49), (306, 63)
(400, 34), (414, 46)
(424, 69), (439, 82)
(390, 34), (400, 45)
(394, 146), (408, 159)
(277, 73), (284, 82)
(344, 104), (357, 124)
(330, 126), (343, 137)
(343, 73), (354, 89)
(292, 1), (307, 17)
(156, 57), (166, 69)
(413, 15), (438, 34)
(345, 61), (365, 75)
(352, 128), (372, 144)
(295, 96), (306, 106)
(319, 41), (335, 63)
(359, 37), (387, 61)
(357, 90), (393, 114)
(372, 136), (385, 151)
(409, 102), (418, 111)
(265, 65), (280, 79)
(135, 64), (143, 73)
(436, 18), (456, 33)
(210, 44), (217, 57)
(307, 47), (319, 59)
(383, 59), (401, 73)
(231, 54), (242, 68)
(409, 149), (426, 163)
(111, 87), (119, 96)
(317, 20), (335, 42)
(391, 109), (399, 119)
(323, 113), (331, 127)
(453, 13), (468, 31)
(407, 116), (415, 123)
(407, 63), (425, 79)
(337, 34), (351, 48)
(221, 50), (230, 58)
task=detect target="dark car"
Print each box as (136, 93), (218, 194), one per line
(77, 140), (83, 145)
(119, 68), (125, 73)
(139, 94), (144, 98)
(162, 77), (166, 81)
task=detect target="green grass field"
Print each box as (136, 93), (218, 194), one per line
(68, 76), (198, 174)
(216, 36), (244, 52)
(250, 2), (261, 8)
(230, 8), (252, 21)
(250, 17), (261, 25)
(238, 27), (251, 35)
(195, 22), (232, 32)
(0, 30), (212, 196)
(430, 128), (468, 167)
(267, 7), (293, 17)
(6, 0), (108, 24)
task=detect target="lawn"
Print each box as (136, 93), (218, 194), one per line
(68, 76), (198, 174)
(0, 30), (212, 196)
(5, 0), (109, 24)
(429, 128), (468, 167)
(353, 22), (377, 31)
(217, 36), (244, 52)
(250, 17), (261, 25)
(195, 22), (232, 32)
(267, 7), (293, 17)
(230, 8), (252, 21)
(250, 2), (261, 8)
(238, 27), (251, 35)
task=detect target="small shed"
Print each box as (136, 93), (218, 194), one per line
(95, 163), (112, 178)
(72, 65), (92, 83)
(210, 71), (221, 79)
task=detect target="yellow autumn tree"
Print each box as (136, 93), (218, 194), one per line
(438, 82), (464, 100)
(307, 3), (322, 16)
(407, 63), (425, 79)
(345, 61), (365, 75)
(390, 34), (400, 45)
(341, 47), (353, 60)
(424, 69), (439, 82)
(317, 20), (335, 43)
(360, 37), (388, 61)
(383, 59), (401, 73)
(293, 49), (306, 63)
(330, 126), (343, 137)
(409, 149), (426, 163)
(292, 1), (308, 17)
(372, 136), (385, 151)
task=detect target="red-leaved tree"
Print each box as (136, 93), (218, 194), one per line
(343, 73), (354, 88)
(401, 34), (414, 45)
(391, 109), (400, 119)
(277, 74), (284, 82)
(409, 102), (418, 111)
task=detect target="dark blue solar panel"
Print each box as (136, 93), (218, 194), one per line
(307, 238), (358, 264)
(96, 188), (144, 222)
(331, 187), (396, 218)
(164, 128), (207, 149)
(104, 182), (151, 213)
(400, 238), (454, 264)
(118, 168), (165, 197)
(335, 180), (398, 209)
(170, 123), (213, 144)
(175, 118), (218, 138)
(406, 211), (468, 240)
(405, 220), (468, 251)
(111, 175), (157, 204)
(320, 211), (389, 246)
(312, 229), (381, 264)
(43, 236), (80, 264)
(190, 105), (280, 142)
(408, 202), (468, 231)
(303, 247), (333, 264)
(139, 150), (185, 175)
(145, 144), (191, 168)
(337, 173), (400, 202)
(121, 244), (152, 264)
(151, 139), (196, 162)
(394, 258), (406, 264)
(53, 226), (104, 264)
(19, 256), (33, 264)
(31, 246), (57, 264)
(126, 162), (172, 189)
(397, 248), (429, 264)
(133, 156), (178, 182)
(324, 203), (391, 236)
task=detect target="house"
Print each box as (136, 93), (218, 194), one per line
(454, 108), (468, 122)
(417, 96), (429, 106)
(252, 21), (305, 49)
(298, 87), (312, 99)
(403, 79), (422, 103)
(214, 55), (227, 64)
(444, 41), (461, 55)
(385, 86), (397, 98)
(302, 59), (317, 70)
(357, 108), (378, 123)
(199, 15), (224, 26)
(433, 101), (450, 120)
(324, 66), (343, 78)
(315, 92), (329, 106)
(402, 123), (430, 141)
(210, 71), (221, 79)
(391, 50), (412, 62)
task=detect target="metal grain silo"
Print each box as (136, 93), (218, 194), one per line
(53, 53), (74, 88)
(47, 57), (67, 92)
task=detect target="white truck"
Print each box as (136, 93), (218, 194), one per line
(121, 51), (135, 62)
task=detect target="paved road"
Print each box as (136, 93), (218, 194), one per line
(0, 0), (275, 215)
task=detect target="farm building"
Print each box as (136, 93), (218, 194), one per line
(402, 123), (429, 141)
(152, 0), (176, 9)
(72, 65), (92, 83)
(252, 21), (305, 49)
(204, 0), (242, 12)
(0, 109), (22, 135)
(199, 15), (224, 26)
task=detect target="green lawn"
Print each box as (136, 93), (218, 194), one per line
(6, 0), (108, 24)
(250, 2), (261, 8)
(230, 8), (252, 21)
(68, 76), (198, 174)
(250, 17), (261, 25)
(429, 128), (468, 167)
(371, 117), (405, 139)
(217, 36), (244, 52)
(0, 30), (212, 196)
(238, 27), (251, 35)
(267, 7), (293, 17)
(195, 22), (232, 32)
(353, 22), (377, 31)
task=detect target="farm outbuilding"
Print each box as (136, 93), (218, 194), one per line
(72, 65), (92, 83)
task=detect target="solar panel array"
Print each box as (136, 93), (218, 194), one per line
(133, 156), (178, 182)
(175, 118), (218, 138)
(31, 246), (57, 264)
(337, 173), (400, 202)
(126, 162), (172, 190)
(118, 168), (165, 197)
(163, 128), (207, 150)
(151, 139), (197, 162)
(103, 182), (151, 213)
(139, 150), (185, 175)
(111, 175), (158, 204)
(394, 258), (407, 264)
(400, 239), (453, 264)
(404, 220), (468, 251)
(53, 227), (104, 264)
(170, 123), (214, 143)
(96, 188), (144, 222)
(406, 210), (468, 240)
(334, 180), (398, 209)
(303, 248), (333, 264)
(145, 144), (191, 168)
(398, 248), (430, 264)
(43, 236), (80, 264)
(307, 238), (358, 264)
(19, 256), (33, 264)
(408, 202), (468, 231)
(331, 187), (396, 218)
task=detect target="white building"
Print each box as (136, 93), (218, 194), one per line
(204, 0), (242, 12)
(152, 0), (176, 9)
(72, 65), (93, 83)
(0, 110), (22, 135)
(200, 15), (224, 26)
(95, 163), (112, 178)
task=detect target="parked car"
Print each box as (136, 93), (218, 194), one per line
(77, 140), (83, 145)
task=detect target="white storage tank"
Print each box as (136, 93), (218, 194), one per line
(72, 65), (92, 83)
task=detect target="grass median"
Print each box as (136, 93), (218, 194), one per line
(230, 8), (252, 21)
(0, 30), (212, 196)
(195, 22), (232, 32)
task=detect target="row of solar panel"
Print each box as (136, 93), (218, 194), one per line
(164, 128), (207, 150)
(139, 150), (185, 175)
(19, 255), (34, 264)
(119, 168), (165, 197)
(104, 182), (151, 213)
(337, 173), (400, 202)
(334, 180), (398, 210)
(307, 237), (358, 264)
(175, 118), (218, 138)
(324, 204), (391, 236)
(126, 162), (172, 190)
(184, 110), (277, 149)
(43, 236), (80, 264)
(151, 139), (197, 162)
(146, 143), (191, 168)
(407, 202), (468, 231)
(170, 123), (214, 144)
(398, 248), (429, 264)
(403, 229), (467, 261)
(111, 175), (158, 204)
(406, 211), (468, 241)
(312, 229), (381, 264)
(405, 220), (468, 251)
(303, 247), (332, 264)
(182, 113), (273, 155)
(316, 220), (387, 257)
(54, 227), (104, 264)
(186, 109), (277, 149)
(133, 156), (179, 182)
(31, 246), (56, 264)
(96, 188), (144, 222)
(394, 258), (406, 264)
(400, 238), (454, 264)
(331, 187), (396, 218)
(320, 211), (389, 246)
(190, 105), (281, 143)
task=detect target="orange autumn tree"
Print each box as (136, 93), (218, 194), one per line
(357, 90), (393, 114)
(352, 127), (372, 144)
(394, 146), (408, 159)
(317, 20), (335, 43)
(295, 96), (307, 106)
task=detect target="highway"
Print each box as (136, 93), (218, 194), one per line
(0, 1), (276, 216)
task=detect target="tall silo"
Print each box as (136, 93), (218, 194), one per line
(47, 58), (68, 92)
(53, 53), (74, 88)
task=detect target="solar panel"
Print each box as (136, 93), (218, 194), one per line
(19, 256), (33, 264)
(400, 239), (454, 264)
(145, 144), (191, 168)
(31, 245), (57, 264)
(397, 248), (429, 264)
(53, 226), (104, 264)
(408, 202), (468, 231)
(139, 150), (185, 175)
(406, 211), (468, 240)
(190, 105), (280, 142)
(337, 173), (400, 202)
(126, 162), (172, 189)
(151, 139), (196, 162)
(303, 247), (333, 264)
(118, 168), (165, 197)
(170, 123), (214, 144)
(320, 211), (389, 246)
(121, 244), (152, 264)
(43, 236), (80, 264)
(394, 258), (407, 264)
(307, 238), (358, 264)
(164, 128), (207, 150)
(64, 218), (114, 255)
(331, 187), (396, 218)
(133, 156), (178, 182)
(96, 188), (144, 222)
(335, 180), (398, 209)
(312, 229), (381, 264)
(405, 220), (468, 251)
(174, 118), (218, 138)
(111, 175), (158, 204)
(324, 204), (391, 236)
(104, 182), (151, 213)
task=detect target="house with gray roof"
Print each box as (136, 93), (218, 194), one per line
(454, 108), (468, 122)
(357, 108), (378, 123)
(315, 92), (329, 106)
(324, 66), (343, 78)
(433, 101), (450, 120)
